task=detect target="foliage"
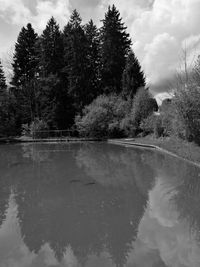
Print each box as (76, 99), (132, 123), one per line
(75, 94), (128, 138)
(63, 10), (91, 115)
(12, 23), (38, 87)
(0, 60), (7, 97)
(173, 84), (200, 144)
(0, 95), (18, 137)
(100, 5), (131, 94)
(37, 17), (73, 129)
(131, 88), (157, 127)
(122, 50), (146, 99)
(2, 8), (147, 137)
(140, 113), (163, 137)
(11, 23), (38, 127)
(38, 17), (63, 76)
(30, 118), (49, 138)
(84, 19), (101, 100)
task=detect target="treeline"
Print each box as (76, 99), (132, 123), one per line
(0, 5), (154, 137)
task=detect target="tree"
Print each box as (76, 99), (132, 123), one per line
(122, 50), (146, 99)
(12, 23), (38, 87)
(173, 84), (200, 144)
(38, 17), (63, 76)
(100, 5), (131, 94)
(38, 17), (67, 129)
(11, 23), (38, 126)
(84, 19), (101, 101)
(0, 60), (7, 97)
(75, 94), (128, 138)
(63, 10), (89, 114)
(121, 87), (157, 136)
(131, 88), (157, 127)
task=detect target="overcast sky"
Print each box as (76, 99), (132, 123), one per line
(0, 0), (200, 95)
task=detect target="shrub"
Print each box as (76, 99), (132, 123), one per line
(173, 84), (200, 144)
(120, 87), (158, 136)
(30, 118), (49, 138)
(140, 113), (164, 137)
(75, 94), (129, 138)
(131, 88), (157, 127)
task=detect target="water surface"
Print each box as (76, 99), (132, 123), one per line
(0, 142), (200, 267)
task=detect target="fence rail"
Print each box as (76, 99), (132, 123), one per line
(32, 130), (76, 139)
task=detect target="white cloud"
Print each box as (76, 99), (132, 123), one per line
(102, 0), (200, 90)
(0, 0), (31, 25)
(0, 0), (71, 31)
(34, 0), (71, 30)
(1, 0), (200, 92)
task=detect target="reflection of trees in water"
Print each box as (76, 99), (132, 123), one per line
(0, 180), (10, 228)
(0, 144), (20, 229)
(2, 143), (200, 265)
(76, 144), (155, 194)
(12, 143), (156, 266)
(170, 164), (200, 240)
(143, 150), (200, 245)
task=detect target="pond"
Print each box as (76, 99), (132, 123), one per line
(0, 142), (200, 267)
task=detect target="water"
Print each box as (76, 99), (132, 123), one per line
(0, 142), (200, 267)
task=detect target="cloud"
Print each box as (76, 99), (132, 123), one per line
(0, 0), (71, 31)
(101, 0), (200, 91)
(0, 0), (31, 25)
(1, 0), (200, 93)
(34, 0), (71, 30)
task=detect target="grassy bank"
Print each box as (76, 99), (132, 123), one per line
(113, 136), (200, 166)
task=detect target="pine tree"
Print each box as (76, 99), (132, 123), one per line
(63, 10), (89, 114)
(85, 19), (101, 100)
(37, 17), (66, 129)
(122, 50), (146, 99)
(39, 17), (63, 76)
(0, 60), (7, 97)
(100, 5), (131, 94)
(12, 23), (38, 87)
(11, 23), (38, 126)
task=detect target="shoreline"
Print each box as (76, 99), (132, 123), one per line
(1, 136), (200, 168)
(108, 138), (200, 168)
(0, 137), (104, 144)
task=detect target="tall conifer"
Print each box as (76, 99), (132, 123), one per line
(85, 20), (101, 100)
(122, 50), (146, 99)
(63, 10), (89, 114)
(100, 5), (131, 94)
(0, 60), (7, 97)
(11, 23), (38, 125)
(12, 23), (38, 87)
(37, 17), (64, 128)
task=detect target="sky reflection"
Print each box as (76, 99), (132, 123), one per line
(0, 143), (199, 266)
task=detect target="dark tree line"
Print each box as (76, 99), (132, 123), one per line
(0, 5), (145, 135)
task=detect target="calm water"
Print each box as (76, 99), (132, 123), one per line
(0, 142), (200, 267)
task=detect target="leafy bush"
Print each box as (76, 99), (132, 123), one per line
(75, 94), (129, 138)
(120, 87), (158, 136)
(140, 113), (163, 137)
(173, 84), (200, 144)
(30, 118), (49, 138)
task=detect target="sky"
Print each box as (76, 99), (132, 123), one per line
(0, 0), (200, 96)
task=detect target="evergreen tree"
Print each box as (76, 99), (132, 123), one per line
(100, 5), (131, 94)
(85, 20), (101, 100)
(122, 50), (146, 99)
(38, 17), (63, 76)
(11, 23), (38, 126)
(63, 10), (89, 114)
(12, 23), (38, 87)
(0, 60), (7, 97)
(37, 17), (66, 129)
